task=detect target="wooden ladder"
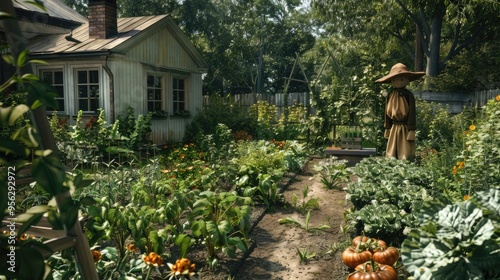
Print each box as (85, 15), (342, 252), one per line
(1, 167), (98, 279)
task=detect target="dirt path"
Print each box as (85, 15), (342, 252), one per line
(232, 156), (352, 280)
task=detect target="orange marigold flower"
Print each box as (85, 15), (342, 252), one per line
(180, 154), (185, 159)
(126, 243), (140, 253)
(142, 252), (163, 267)
(457, 161), (465, 169)
(496, 95), (500, 102)
(463, 194), (470, 201)
(167, 258), (196, 278)
(469, 124), (476, 131)
(92, 250), (102, 263)
(452, 166), (457, 175)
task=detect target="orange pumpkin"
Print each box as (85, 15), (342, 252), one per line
(341, 246), (372, 269)
(372, 246), (400, 266)
(347, 261), (398, 280)
(351, 235), (370, 247)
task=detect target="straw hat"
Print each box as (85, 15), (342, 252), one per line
(375, 63), (425, 83)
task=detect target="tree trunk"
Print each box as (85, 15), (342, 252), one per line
(426, 7), (445, 77)
(414, 24), (424, 72)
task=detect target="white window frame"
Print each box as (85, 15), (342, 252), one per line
(146, 73), (165, 114)
(74, 68), (101, 115)
(171, 76), (189, 114)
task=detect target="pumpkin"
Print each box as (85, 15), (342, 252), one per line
(341, 246), (372, 269)
(351, 235), (370, 247)
(372, 246), (399, 266)
(372, 239), (387, 252)
(347, 261), (398, 280)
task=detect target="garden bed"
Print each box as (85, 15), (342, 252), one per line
(195, 156), (352, 279)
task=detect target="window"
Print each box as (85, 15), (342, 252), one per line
(76, 70), (100, 113)
(41, 69), (64, 112)
(172, 77), (186, 112)
(147, 74), (162, 112)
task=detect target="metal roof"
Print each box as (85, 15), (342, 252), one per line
(14, 0), (87, 24)
(27, 15), (167, 54)
(26, 14), (208, 70)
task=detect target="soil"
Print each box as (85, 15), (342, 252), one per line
(195, 155), (353, 280)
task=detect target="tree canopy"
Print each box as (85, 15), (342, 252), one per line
(61, 0), (500, 93)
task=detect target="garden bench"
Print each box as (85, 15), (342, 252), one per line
(1, 165), (98, 278)
(325, 147), (377, 166)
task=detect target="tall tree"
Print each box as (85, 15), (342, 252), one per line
(311, 0), (500, 77)
(172, 0), (316, 95)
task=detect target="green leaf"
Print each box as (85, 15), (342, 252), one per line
(0, 12), (16, 20)
(32, 155), (65, 195)
(149, 230), (163, 254)
(17, 247), (45, 280)
(28, 59), (48, 65)
(47, 209), (64, 230)
(16, 49), (29, 67)
(79, 196), (96, 206)
(17, 212), (43, 236)
(21, 73), (40, 81)
(8, 104), (29, 125)
(12, 126), (39, 147)
(175, 234), (192, 258)
(190, 220), (206, 237)
(60, 197), (79, 229)
(0, 137), (26, 155)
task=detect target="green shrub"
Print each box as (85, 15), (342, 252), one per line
(454, 97), (500, 192)
(184, 95), (258, 142)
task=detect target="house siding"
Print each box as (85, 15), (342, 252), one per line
(125, 28), (200, 71)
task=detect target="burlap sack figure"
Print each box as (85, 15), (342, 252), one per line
(375, 63), (425, 161)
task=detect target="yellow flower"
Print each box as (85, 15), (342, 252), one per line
(92, 250), (102, 263)
(496, 95), (500, 102)
(469, 124), (476, 131)
(142, 252), (163, 267)
(452, 166), (457, 175)
(463, 194), (470, 201)
(167, 258), (196, 278)
(457, 161), (465, 169)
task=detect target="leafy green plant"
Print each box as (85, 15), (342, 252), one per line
(278, 210), (330, 233)
(313, 157), (349, 190)
(296, 247), (316, 264)
(291, 185), (320, 213)
(455, 97), (500, 192)
(235, 140), (287, 205)
(344, 203), (405, 244)
(188, 191), (252, 267)
(401, 188), (500, 280)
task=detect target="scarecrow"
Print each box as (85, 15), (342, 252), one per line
(375, 63), (425, 161)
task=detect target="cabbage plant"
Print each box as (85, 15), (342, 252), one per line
(401, 188), (500, 280)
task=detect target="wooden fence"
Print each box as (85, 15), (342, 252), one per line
(203, 89), (499, 116)
(203, 92), (313, 119)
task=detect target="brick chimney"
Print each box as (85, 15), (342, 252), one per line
(88, 0), (118, 39)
